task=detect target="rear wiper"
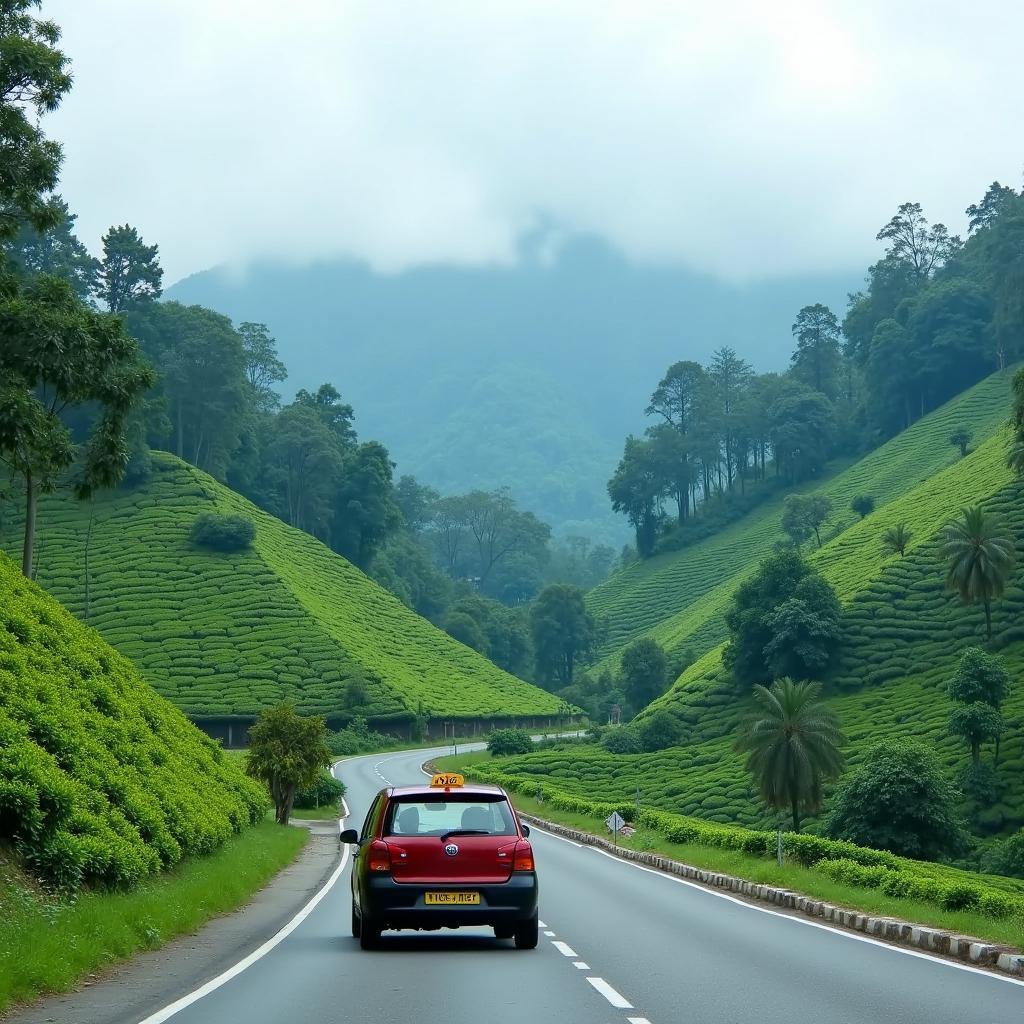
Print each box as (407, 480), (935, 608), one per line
(439, 829), (489, 841)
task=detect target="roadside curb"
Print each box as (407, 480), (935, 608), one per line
(516, 811), (1024, 979)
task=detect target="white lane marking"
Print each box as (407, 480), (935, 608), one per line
(627, 1018), (653, 1024)
(551, 940), (577, 957)
(573, 961), (590, 970)
(529, 824), (583, 848)
(538, 919), (547, 928)
(373, 760), (392, 785)
(584, 845), (1024, 988)
(544, 930), (556, 936)
(586, 977), (633, 1009)
(137, 799), (352, 1024)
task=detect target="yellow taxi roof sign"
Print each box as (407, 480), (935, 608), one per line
(431, 773), (464, 788)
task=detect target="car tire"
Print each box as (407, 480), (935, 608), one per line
(351, 903), (361, 938)
(494, 925), (514, 940)
(513, 912), (539, 950)
(359, 915), (381, 950)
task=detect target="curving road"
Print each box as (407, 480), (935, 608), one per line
(137, 744), (1022, 1024)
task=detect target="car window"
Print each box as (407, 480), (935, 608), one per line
(384, 796), (517, 837)
(360, 794), (382, 841)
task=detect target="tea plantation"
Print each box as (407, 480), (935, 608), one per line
(488, 432), (1024, 836)
(0, 551), (268, 890)
(0, 454), (562, 724)
(587, 368), (1016, 668)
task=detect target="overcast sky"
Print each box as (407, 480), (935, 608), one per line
(45, 0), (1023, 284)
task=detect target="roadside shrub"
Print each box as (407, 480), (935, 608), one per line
(295, 769), (345, 808)
(602, 727), (643, 754)
(326, 718), (393, 757)
(487, 728), (534, 757)
(978, 890), (1018, 919)
(940, 882), (982, 912)
(189, 512), (256, 552)
(981, 828), (1024, 879)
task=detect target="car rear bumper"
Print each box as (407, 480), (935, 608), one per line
(359, 873), (538, 930)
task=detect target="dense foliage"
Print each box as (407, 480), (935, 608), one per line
(824, 740), (963, 860)
(189, 512), (255, 552)
(486, 728), (534, 757)
(0, 551), (267, 889)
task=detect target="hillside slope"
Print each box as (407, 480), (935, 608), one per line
(488, 429), (1024, 835)
(587, 369), (1015, 667)
(2, 454), (561, 725)
(0, 551), (266, 889)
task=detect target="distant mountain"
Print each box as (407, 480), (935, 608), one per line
(169, 235), (858, 544)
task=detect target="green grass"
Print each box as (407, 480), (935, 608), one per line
(0, 821), (307, 1014)
(291, 803), (343, 820)
(588, 368), (1016, 668)
(434, 754), (1024, 948)
(1, 452), (562, 723)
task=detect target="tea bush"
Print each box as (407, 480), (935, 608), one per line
(189, 513), (255, 552)
(0, 553), (268, 891)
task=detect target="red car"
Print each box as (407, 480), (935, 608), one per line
(340, 773), (539, 950)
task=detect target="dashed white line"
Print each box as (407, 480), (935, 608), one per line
(543, 929), (556, 936)
(538, 919), (547, 928)
(573, 961), (590, 970)
(551, 940), (577, 957)
(627, 1018), (653, 1024)
(586, 977), (633, 1009)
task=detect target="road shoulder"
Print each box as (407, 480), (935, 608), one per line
(3, 821), (342, 1024)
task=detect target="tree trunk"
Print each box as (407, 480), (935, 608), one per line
(790, 798), (801, 834)
(22, 471), (36, 578)
(813, 525), (822, 548)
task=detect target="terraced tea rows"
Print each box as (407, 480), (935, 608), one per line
(2, 454), (562, 723)
(493, 468), (1024, 834)
(587, 369), (1015, 666)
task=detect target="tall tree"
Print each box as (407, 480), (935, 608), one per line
(0, 275), (154, 576)
(768, 381), (835, 483)
(947, 647), (1010, 767)
(645, 360), (705, 433)
(294, 382), (356, 449)
(619, 637), (668, 712)
(608, 435), (662, 556)
(4, 197), (98, 298)
(735, 678), (845, 833)
(940, 505), (1015, 640)
(0, 0), (72, 241)
(876, 201), (961, 283)
(239, 321), (287, 412)
(331, 440), (402, 569)
(790, 304), (842, 398)
(95, 225), (163, 312)
(708, 346), (753, 488)
(530, 583), (594, 689)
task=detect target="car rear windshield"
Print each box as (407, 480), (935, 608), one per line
(384, 794), (517, 837)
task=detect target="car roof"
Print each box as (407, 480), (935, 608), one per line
(386, 783), (508, 798)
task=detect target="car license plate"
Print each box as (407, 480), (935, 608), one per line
(425, 892), (480, 905)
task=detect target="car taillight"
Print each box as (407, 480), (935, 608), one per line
(368, 840), (392, 873)
(513, 841), (534, 872)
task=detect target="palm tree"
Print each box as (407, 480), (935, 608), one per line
(941, 505), (1016, 641)
(735, 678), (845, 833)
(881, 522), (912, 557)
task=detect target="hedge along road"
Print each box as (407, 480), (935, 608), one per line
(129, 745), (1022, 1024)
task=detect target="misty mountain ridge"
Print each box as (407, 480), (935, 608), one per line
(169, 234), (859, 544)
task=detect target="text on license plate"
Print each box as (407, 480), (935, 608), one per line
(425, 891), (480, 905)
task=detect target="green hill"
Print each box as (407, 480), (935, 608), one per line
(0, 551), (267, 889)
(484, 424), (1024, 837)
(1, 453), (562, 728)
(587, 369), (1016, 669)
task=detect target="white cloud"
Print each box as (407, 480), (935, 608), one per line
(44, 0), (1024, 282)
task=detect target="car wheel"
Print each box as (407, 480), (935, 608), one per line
(513, 911), (539, 950)
(494, 925), (514, 940)
(359, 915), (382, 950)
(351, 903), (361, 938)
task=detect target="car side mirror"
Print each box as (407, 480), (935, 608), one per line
(521, 824), (531, 838)
(339, 828), (359, 845)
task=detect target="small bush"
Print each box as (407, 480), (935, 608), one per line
(189, 513), (256, 553)
(602, 727), (643, 754)
(981, 828), (1024, 879)
(487, 728), (534, 757)
(940, 882), (982, 912)
(295, 769), (345, 808)
(326, 718), (393, 756)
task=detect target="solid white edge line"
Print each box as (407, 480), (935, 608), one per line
(583, 844), (1024, 988)
(135, 798), (352, 1023)
(586, 977), (633, 1009)
(551, 940), (577, 957)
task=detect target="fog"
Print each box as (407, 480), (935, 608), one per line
(47, 0), (1024, 282)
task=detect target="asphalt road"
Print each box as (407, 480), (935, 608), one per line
(135, 745), (1022, 1024)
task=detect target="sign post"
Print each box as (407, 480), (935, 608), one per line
(605, 810), (625, 847)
